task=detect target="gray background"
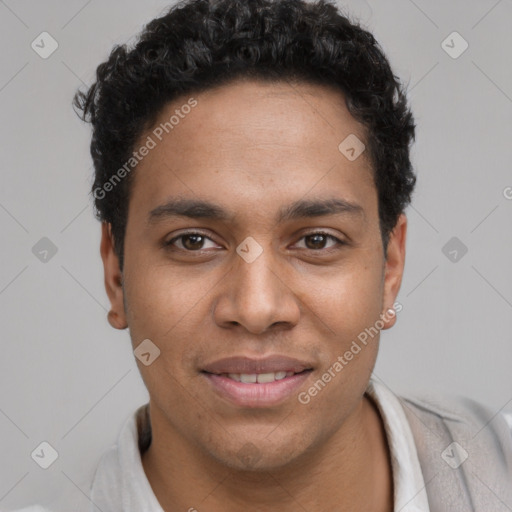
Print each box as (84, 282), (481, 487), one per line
(0, 0), (511, 508)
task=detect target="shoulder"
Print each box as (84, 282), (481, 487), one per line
(398, 391), (512, 509)
(401, 391), (512, 441)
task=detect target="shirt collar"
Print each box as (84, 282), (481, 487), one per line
(365, 378), (431, 512)
(91, 378), (430, 511)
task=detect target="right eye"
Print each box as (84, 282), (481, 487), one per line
(164, 232), (221, 251)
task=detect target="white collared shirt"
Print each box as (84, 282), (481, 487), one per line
(12, 378), (512, 511)
(365, 379), (431, 512)
(86, 377), (432, 511)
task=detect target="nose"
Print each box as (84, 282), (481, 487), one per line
(213, 246), (301, 335)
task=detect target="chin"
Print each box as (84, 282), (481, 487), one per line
(205, 430), (313, 474)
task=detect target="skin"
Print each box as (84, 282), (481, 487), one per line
(101, 78), (407, 512)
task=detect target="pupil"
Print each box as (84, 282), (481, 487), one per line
(306, 234), (325, 249)
(184, 235), (203, 250)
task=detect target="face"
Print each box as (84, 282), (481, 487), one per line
(101, 78), (406, 471)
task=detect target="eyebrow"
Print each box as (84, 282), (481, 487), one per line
(148, 197), (365, 225)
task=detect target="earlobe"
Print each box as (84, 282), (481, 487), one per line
(108, 309), (128, 330)
(381, 214), (407, 330)
(100, 222), (128, 330)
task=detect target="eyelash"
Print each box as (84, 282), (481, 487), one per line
(164, 230), (346, 253)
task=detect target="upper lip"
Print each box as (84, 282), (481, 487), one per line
(201, 355), (314, 375)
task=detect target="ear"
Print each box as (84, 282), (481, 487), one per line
(380, 213), (407, 330)
(100, 222), (128, 329)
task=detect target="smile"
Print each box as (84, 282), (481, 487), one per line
(202, 369), (313, 407)
(220, 371), (296, 383)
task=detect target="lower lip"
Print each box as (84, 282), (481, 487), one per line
(202, 371), (312, 408)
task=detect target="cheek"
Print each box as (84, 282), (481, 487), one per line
(123, 261), (212, 339)
(123, 263), (215, 389)
(300, 257), (384, 339)
(297, 258), (384, 398)
(299, 269), (382, 420)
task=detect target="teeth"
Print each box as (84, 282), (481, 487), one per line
(240, 373), (257, 383)
(257, 372), (275, 383)
(223, 371), (297, 383)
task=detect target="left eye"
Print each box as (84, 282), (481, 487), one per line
(295, 233), (343, 250)
(165, 233), (219, 251)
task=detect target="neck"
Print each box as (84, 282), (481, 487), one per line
(142, 394), (393, 512)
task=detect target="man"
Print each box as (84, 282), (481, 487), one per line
(14, 0), (512, 510)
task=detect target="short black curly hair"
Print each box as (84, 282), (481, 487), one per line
(74, 0), (416, 271)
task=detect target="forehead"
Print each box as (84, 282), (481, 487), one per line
(129, 79), (377, 224)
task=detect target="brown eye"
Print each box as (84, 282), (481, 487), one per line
(181, 234), (205, 250)
(165, 232), (218, 251)
(295, 232), (344, 251)
(305, 234), (328, 249)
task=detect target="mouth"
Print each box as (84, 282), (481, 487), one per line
(200, 368), (314, 407)
(201, 369), (311, 383)
(201, 354), (314, 375)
